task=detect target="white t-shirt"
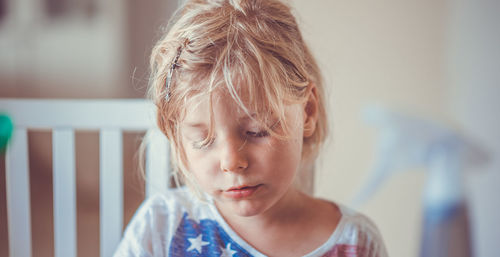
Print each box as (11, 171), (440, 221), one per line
(113, 187), (388, 257)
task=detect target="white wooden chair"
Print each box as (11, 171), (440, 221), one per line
(0, 99), (171, 257)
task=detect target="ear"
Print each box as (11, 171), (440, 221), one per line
(303, 83), (319, 138)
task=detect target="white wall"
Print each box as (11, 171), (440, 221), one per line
(447, 1), (500, 257)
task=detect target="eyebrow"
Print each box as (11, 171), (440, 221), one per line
(239, 115), (255, 122)
(182, 122), (207, 128)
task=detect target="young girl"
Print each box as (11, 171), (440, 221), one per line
(114, 0), (388, 256)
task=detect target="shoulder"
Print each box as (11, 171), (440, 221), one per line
(332, 204), (389, 257)
(126, 187), (188, 220)
(130, 187), (203, 226)
(337, 205), (382, 239)
(113, 187), (200, 257)
(144, 186), (195, 209)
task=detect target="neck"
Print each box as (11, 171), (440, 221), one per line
(297, 161), (315, 195)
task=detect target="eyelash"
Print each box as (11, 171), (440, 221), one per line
(191, 130), (269, 149)
(192, 138), (214, 150)
(246, 130), (270, 138)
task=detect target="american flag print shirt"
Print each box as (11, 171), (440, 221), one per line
(113, 187), (388, 257)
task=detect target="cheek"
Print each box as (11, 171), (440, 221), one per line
(259, 138), (303, 174)
(183, 146), (220, 186)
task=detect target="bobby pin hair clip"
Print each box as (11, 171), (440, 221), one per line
(164, 44), (184, 101)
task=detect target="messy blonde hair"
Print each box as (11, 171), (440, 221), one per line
(147, 0), (328, 192)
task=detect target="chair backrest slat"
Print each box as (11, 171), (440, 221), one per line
(52, 129), (77, 257)
(146, 129), (170, 197)
(5, 128), (32, 257)
(99, 129), (124, 257)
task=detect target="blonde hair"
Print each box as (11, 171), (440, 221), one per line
(147, 0), (328, 191)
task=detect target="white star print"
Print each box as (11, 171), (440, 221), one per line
(186, 234), (209, 254)
(219, 243), (237, 257)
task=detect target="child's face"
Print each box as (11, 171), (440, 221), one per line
(180, 92), (305, 217)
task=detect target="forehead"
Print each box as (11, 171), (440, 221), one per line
(181, 91), (255, 124)
(180, 91), (302, 131)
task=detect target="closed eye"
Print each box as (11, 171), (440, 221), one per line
(192, 137), (215, 149)
(246, 130), (269, 138)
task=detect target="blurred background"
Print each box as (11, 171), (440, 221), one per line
(0, 0), (499, 257)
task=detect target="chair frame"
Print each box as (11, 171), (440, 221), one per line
(0, 98), (170, 257)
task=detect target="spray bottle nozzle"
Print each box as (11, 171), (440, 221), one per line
(351, 106), (489, 208)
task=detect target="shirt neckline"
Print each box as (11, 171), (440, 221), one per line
(205, 197), (347, 257)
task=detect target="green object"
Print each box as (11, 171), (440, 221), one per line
(0, 114), (14, 152)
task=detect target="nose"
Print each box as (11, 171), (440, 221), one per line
(220, 136), (248, 173)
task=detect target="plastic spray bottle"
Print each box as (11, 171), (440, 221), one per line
(352, 106), (487, 257)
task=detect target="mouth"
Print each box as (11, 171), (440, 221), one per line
(227, 184), (258, 191)
(223, 184), (262, 199)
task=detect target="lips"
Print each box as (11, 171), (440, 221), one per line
(223, 184), (262, 199)
(227, 185), (255, 191)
